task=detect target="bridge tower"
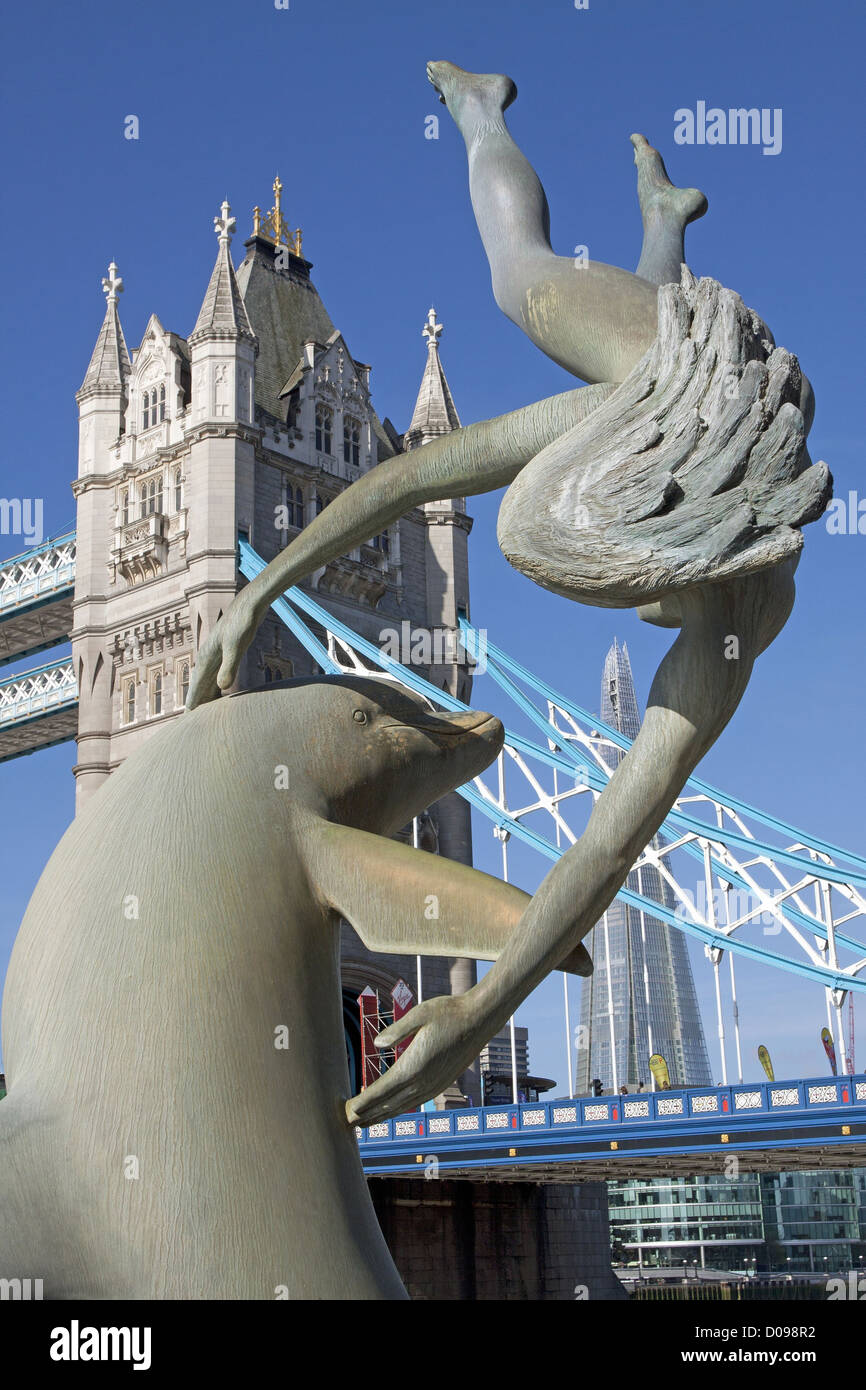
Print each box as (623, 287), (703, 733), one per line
(72, 262), (133, 803)
(404, 307), (478, 1077)
(67, 185), (480, 1097)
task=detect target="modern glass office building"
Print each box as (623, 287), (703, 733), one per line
(576, 640), (712, 1094)
(608, 1168), (866, 1273)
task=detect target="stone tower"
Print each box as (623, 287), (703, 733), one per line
(70, 184), (479, 1097)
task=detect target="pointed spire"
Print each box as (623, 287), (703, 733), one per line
(405, 307), (461, 449)
(600, 638), (642, 742)
(78, 261), (131, 396)
(189, 200), (256, 345)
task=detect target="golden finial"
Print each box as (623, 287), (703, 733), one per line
(253, 176), (303, 258)
(273, 174), (284, 241)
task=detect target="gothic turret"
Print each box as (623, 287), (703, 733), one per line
(76, 263), (131, 477)
(189, 201), (257, 426)
(404, 307), (461, 450)
(78, 262), (131, 397)
(72, 262), (133, 807)
(406, 308), (476, 1068)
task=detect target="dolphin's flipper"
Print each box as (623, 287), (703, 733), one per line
(306, 822), (592, 977)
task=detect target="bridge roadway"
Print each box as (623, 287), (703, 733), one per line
(358, 1074), (866, 1182)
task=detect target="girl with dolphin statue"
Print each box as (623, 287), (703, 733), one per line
(187, 59), (829, 1128)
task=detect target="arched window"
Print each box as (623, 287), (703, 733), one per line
(120, 488), (130, 527)
(343, 419), (361, 467)
(315, 491), (330, 516)
(174, 468), (182, 512)
(142, 392), (150, 431)
(159, 383), (166, 422)
(285, 484), (304, 529)
(373, 530), (390, 556)
(152, 671), (163, 716)
(178, 659), (190, 707)
(315, 406), (332, 455)
(140, 476), (163, 517)
(123, 676), (136, 724)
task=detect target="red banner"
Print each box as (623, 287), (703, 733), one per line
(358, 987), (382, 1090)
(391, 978), (415, 1060)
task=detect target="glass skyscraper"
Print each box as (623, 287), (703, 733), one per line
(576, 640), (712, 1094)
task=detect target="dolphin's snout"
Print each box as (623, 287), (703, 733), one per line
(388, 709), (501, 738)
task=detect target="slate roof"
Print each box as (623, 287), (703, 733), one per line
(236, 235), (396, 459)
(405, 310), (461, 444)
(235, 237), (334, 421)
(79, 299), (131, 395)
(190, 237), (256, 345)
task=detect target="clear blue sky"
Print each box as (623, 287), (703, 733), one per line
(1, 0), (863, 1086)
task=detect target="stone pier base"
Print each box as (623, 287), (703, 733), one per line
(370, 1177), (628, 1301)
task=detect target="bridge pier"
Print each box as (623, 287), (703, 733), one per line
(370, 1177), (627, 1301)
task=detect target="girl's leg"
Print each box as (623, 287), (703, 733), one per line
(427, 59), (659, 385)
(630, 133), (707, 286)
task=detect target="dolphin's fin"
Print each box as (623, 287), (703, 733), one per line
(304, 822), (592, 977)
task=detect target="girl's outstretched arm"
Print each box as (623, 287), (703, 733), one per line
(187, 382), (614, 708)
(347, 561), (797, 1125)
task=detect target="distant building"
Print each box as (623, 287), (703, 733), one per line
(577, 640), (712, 1093)
(608, 1168), (866, 1273)
(479, 1026), (554, 1105)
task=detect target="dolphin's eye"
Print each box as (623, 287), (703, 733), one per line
(352, 709), (367, 724)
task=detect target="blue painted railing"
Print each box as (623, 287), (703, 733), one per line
(358, 1074), (866, 1172)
